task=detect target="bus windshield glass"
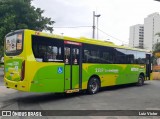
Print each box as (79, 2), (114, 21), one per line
(5, 32), (23, 55)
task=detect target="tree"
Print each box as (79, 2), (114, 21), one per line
(156, 32), (160, 37)
(0, 0), (55, 57)
(153, 42), (160, 53)
(153, 33), (160, 53)
(152, 33), (160, 66)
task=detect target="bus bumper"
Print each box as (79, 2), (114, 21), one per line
(4, 77), (29, 92)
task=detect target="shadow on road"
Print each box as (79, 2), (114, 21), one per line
(3, 82), (151, 105)
(100, 82), (149, 92)
(8, 92), (84, 104)
(0, 92), (85, 109)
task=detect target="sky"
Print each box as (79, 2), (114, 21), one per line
(32, 0), (160, 45)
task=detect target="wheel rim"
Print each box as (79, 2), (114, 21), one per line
(138, 76), (143, 85)
(90, 80), (98, 92)
(139, 78), (142, 84)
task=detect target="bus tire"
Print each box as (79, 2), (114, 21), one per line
(137, 75), (144, 86)
(87, 77), (100, 94)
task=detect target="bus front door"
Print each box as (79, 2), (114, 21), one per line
(146, 54), (152, 80)
(64, 42), (82, 92)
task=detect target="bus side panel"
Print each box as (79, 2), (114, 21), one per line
(81, 64), (145, 89)
(115, 64), (142, 84)
(29, 64), (64, 92)
(113, 64), (127, 85)
(82, 64), (117, 89)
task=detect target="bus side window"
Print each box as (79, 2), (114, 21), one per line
(65, 47), (70, 64)
(72, 48), (79, 64)
(43, 51), (48, 62)
(32, 35), (64, 62)
(83, 49), (90, 63)
(136, 51), (146, 64)
(126, 50), (136, 64)
(101, 47), (114, 64)
(115, 48), (127, 64)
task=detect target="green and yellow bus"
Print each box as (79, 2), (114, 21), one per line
(4, 29), (152, 94)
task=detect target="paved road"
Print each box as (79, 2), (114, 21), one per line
(0, 75), (160, 118)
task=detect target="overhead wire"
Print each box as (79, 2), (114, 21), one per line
(53, 25), (129, 44)
(96, 27), (128, 44)
(54, 26), (92, 28)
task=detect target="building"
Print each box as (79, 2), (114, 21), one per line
(144, 13), (160, 51)
(129, 24), (144, 49)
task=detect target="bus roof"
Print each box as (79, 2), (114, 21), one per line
(24, 29), (151, 53)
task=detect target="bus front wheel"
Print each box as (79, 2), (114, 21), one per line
(87, 77), (100, 94)
(137, 75), (144, 86)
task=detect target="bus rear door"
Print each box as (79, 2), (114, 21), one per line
(64, 41), (82, 93)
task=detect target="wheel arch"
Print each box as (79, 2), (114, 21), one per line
(88, 74), (101, 87)
(139, 72), (145, 79)
(137, 72), (145, 86)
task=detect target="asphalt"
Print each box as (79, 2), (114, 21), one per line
(0, 68), (160, 119)
(0, 80), (160, 119)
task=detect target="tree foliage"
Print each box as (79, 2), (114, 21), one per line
(156, 32), (160, 37)
(153, 33), (160, 54)
(154, 42), (160, 51)
(0, 0), (55, 56)
(152, 33), (160, 65)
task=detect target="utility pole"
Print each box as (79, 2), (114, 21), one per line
(92, 11), (96, 39)
(92, 11), (101, 39)
(96, 14), (101, 39)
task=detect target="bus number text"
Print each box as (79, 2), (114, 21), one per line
(95, 68), (104, 73)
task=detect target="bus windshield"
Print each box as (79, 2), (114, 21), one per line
(5, 32), (23, 55)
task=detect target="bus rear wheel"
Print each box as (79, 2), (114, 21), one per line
(137, 75), (144, 86)
(87, 77), (100, 94)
